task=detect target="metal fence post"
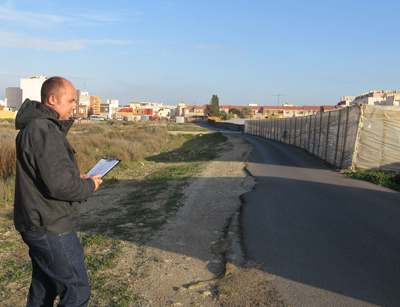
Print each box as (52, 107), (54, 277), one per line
(339, 107), (350, 169)
(307, 115), (311, 151)
(317, 113), (323, 157)
(301, 117), (304, 149)
(333, 109), (342, 167)
(324, 111), (331, 161)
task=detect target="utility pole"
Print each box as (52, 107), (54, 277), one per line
(273, 94), (286, 106)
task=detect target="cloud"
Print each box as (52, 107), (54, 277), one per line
(71, 12), (123, 23)
(90, 39), (132, 45)
(0, 2), (72, 28)
(0, 31), (131, 51)
(308, 76), (355, 84)
(0, 71), (33, 76)
(192, 45), (223, 50)
(0, 2), (124, 28)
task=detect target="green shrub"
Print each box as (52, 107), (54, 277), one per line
(344, 170), (400, 191)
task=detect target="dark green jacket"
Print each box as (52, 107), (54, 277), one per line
(14, 99), (95, 234)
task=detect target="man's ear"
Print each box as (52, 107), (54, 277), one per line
(47, 94), (57, 106)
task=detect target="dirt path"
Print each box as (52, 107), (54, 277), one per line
(81, 134), (287, 306)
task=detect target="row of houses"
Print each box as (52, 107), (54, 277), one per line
(182, 103), (342, 119)
(183, 91), (400, 119)
(98, 102), (177, 120)
(2, 76), (399, 121)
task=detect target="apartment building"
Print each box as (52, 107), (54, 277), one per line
(4, 75), (46, 111)
(4, 87), (22, 111)
(178, 101), (186, 117)
(20, 75), (47, 103)
(100, 99), (119, 119)
(78, 92), (101, 118)
(382, 94), (400, 106)
(349, 90), (399, 106)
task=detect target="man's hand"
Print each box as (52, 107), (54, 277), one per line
(89, 174), (103, 191)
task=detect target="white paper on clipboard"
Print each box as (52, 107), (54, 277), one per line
(86, 158), (121, 178)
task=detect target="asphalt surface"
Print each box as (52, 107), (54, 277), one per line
(195, 120), (400, 307)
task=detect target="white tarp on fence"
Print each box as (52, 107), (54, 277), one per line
(354, 105), (400, 171)
(245, 104), (400, 171)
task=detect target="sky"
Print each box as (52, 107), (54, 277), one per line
(1, 0), (399, 107)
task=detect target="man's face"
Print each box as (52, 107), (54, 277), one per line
(52, 80), (77, 120)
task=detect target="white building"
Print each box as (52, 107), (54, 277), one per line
(340, 96), (356, 105)
(79, 92), (91, 106)
(352, 96), (385, 105)
(20, 75), (47, 103)
(178, 101), (185, 117)
(379, 95), (400, 106)
(164, 104), (179, 118)
(349, 90), (399, 106)
(102, 99), (119, 119)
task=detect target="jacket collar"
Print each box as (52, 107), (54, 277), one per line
(16, 99), (74, 135)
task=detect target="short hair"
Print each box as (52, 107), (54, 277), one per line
(41, 77), (67, 104)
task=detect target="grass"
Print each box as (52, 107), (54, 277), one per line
(147, 132), (228, 163)
(0, 242), (15, 248)
(0, 121), (231, 305)
(100, 176), (119, 188)
(166, 123), (209, 132)
(79, 132), (228, 244)
(0, 121), (205, 203)
(79, 233), (142, 306)
(0, 261), (32, 283)
(0, 123), (229, 306)
(343, 170), (400, 191)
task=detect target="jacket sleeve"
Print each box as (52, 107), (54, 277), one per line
(32, 123), (95, 202)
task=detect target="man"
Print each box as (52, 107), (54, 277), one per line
(14, 76), (103, 306)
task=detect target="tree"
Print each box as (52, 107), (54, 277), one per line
(229, 108), (239, 115)
(211, 95), (219, 107)
(220, 110), (232, 120)
(88, 107), (94, 118)
(238, 107), (253, 119)
(210, 95), (220, 115)
(205, 104), (219, 117)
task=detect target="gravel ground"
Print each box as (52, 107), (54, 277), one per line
(82, 134), (288, 306)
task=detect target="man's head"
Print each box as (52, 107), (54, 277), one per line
(41, 77), (77, 120)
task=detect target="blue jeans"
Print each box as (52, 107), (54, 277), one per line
(21, 230), (90, 307)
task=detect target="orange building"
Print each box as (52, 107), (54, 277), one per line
(78, 93), (101, 118)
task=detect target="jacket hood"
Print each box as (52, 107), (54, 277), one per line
(15, 99), (73, 134)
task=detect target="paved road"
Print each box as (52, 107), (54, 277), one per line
(220, 130), (400, 307)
